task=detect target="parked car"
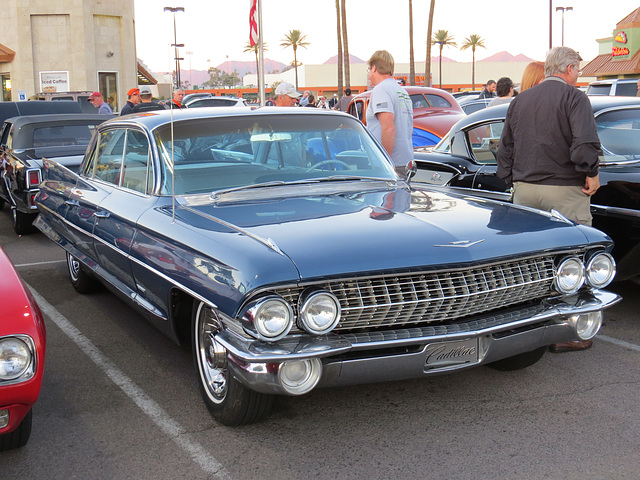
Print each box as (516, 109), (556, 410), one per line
(183, 96), (248, 108)
(181, 92), (217, 105)
(459, 98), (494, 115)
(347, 86), (466, 148)
(29, 91), (98, 113)
(412, 96), (640, 279)
(0, 246), (46, 451)
(452, 90), (483, 100)
(586, 79), (639, 97)
(0, 100), (82, 126)
(35, 107), (619, 426)
(0, 114), (113, 234)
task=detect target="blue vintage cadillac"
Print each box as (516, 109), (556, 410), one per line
(34, 107), (620, 425)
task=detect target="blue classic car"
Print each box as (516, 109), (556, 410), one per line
(34, 107), (620, 425)
(412, 96), (640, 280)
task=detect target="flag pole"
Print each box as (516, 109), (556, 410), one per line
(257, 0), (265, 105)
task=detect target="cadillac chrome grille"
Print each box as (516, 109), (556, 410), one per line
(279, 255), (556, 332)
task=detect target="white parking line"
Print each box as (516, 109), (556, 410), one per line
(27, 284), (233, 480)
(598, 334), (640, 352)
(15, 259), (66, 268)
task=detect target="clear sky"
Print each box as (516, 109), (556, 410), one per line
(134, 0), (640, 73)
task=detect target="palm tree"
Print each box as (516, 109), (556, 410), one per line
(460, 34), (486, 91)
(425, 0), (435, 86)
(244, 41), (268, 100)
(280, 29), (310, 91)
(341, 0), (350, 88)
(335, 0), (343, 97)
(432, 29), (456, 89)
(409, 0), (415, 85)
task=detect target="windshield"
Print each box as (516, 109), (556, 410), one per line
(596, 108), (640, 162)
(154, 114), (396, 195)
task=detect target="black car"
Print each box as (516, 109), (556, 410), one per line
(0, 100), (82, 126)
(413, 96), (640, 279)
(0, 113), (113, 234)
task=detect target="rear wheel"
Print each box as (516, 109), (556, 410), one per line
(66, 252), (100, 293)
(11, 207), (37, 235)
(192, 301), (273, 426)
(486, 346), (547, 371)
(0, 409), (32, 452)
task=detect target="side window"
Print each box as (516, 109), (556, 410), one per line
(467, 121), (504, 164)
(424, 94), (452, 108)
(616, 83), (638, 97)
(122, 130), (152, 193)
(410, 94), (429, 109)
(92, 129), (126, 185)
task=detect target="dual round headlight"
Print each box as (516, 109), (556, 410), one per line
(298, 291), (341, 335)
(243, 290), (341, 342)
(555, 252), (616, 294)
(0, 337), (33, 382)
(245, 296), (294, 341)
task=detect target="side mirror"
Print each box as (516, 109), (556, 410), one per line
(404, 159), (417, 182)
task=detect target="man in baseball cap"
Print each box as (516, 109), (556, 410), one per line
(133, 85), (165, 112)
(274, 82), (301, 106)
(120, 88), (141, 115)
(87, 91), (113, 114)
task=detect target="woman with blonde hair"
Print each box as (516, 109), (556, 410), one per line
(520, 61), (545, 92)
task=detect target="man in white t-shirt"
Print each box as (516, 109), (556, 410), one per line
(365, 50), (413, 175)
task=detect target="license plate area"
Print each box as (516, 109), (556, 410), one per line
(424, 337), (479, 370)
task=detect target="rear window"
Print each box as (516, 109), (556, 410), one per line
(596, 108), (640, 159)
(32, 124), (97, 147)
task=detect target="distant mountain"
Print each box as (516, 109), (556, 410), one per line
(479, 51), (536, 62)
(172, 58), (288, 87)
(323, 54), (366, 64)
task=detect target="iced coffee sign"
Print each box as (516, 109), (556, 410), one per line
(39, 71), (69, 93)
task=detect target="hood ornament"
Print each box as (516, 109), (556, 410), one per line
(434, 239), (485, 248)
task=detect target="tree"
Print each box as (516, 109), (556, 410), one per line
(280, 29), (310, 90)
(335, 0), (343, 97)
(460, 34), (486, 91)
(425, 0), (435, 86)
(432, 29), (456, 89)
(341, 0), (350, 89)
(244, 41), (268, 97)
(203, 68), (241, 88)
(409, 0), (415, 86)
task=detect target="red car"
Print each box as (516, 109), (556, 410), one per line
(347, 86), (466, 148)
(0, 246), (46, 451)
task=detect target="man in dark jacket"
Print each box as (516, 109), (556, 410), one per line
(133, 86), (165, 112)
(497, 46), (601, 352)
(477, 80), (497, 99)
(120, 88), (141, 115)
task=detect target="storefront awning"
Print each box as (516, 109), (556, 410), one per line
(582, 48), (640, 77)
(137, 60), (157, 85)
(0, 43), (16, 63)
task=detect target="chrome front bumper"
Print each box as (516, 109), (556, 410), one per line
(217, 289), (621, 395)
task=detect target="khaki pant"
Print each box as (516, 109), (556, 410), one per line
(513, 182), (592, 226)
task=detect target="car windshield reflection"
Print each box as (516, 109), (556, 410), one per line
(153, 114), (396, 195)
(596, 109), (640, 162)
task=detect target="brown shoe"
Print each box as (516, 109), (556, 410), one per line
(549, 339), (593, 353)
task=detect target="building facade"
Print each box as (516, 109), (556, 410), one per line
(582, 7), (640, 79)
(0, 0), (137, 111)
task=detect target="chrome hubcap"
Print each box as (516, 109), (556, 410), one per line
(197, 304), (228, 402)
(67, 253), (80, 282)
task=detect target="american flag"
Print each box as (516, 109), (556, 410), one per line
(249, 0), (258, 47)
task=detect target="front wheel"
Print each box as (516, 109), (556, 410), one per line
(192, 301), (273, 426)
(486, 346), (547, 371)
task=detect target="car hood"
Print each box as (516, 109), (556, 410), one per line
(176, 186), (601, 280)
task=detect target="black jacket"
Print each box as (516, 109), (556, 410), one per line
(497, 77), (602, 187)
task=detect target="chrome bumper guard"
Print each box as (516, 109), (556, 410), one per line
(218, 289), (620, 395)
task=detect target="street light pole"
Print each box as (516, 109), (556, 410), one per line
(164, 6), (185, 89)
(556, 6), (573, 46)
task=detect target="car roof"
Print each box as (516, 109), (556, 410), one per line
(104, 106), (355, 130)
(0, 100), (82, 125)
(4, 113), (115, 128)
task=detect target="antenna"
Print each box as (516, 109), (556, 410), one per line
(170, 84), (176, 223)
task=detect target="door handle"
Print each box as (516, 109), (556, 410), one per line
(65, 199), (80, 206)
(94, 211), (111, 218)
